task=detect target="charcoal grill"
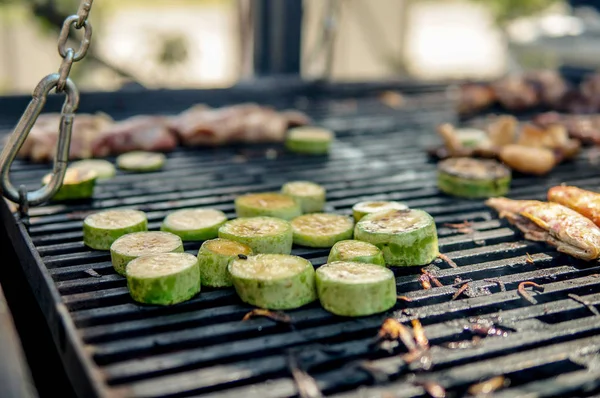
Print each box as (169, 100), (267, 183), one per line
(2, 80), (600, 398)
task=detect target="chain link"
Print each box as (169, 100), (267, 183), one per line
(0, 0), (94, 210)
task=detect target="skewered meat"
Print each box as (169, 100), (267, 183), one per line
(169, 103), (310, 146)
(548, 186), (600, 227)
(486, 197), (600, 260)
(91, 116), (178, 157)
(13, 104), (312, 162)
(15, 113), (114, 162)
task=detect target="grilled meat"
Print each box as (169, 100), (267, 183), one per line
(548, 186), (600, 228)
(16, 113), (114, 162)
(92, 115), (178, 157)
(486, 197), (600, 260)
(169, 103), (310, 146)
(492, 76), (539, 111)
(535, 112), (600, 145)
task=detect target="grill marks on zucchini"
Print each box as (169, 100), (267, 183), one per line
(437, 157), (511, 198)
(355, 209), (439, 266)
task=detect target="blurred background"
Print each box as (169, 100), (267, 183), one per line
(0, 0), (599, 94)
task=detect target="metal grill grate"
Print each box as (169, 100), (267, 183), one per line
(3, 84), (600, 398)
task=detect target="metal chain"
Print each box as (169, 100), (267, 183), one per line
(0, 0), (94, 211)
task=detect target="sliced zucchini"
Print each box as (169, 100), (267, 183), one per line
(126, 252), (200, 305)
(160, 208), (227, 241)
(291, 213), (354, 248)
(218, 216), (293, 254)
(285, 126), (334, 155)
(83, 209), (148, 250)
(110, 231), (184, 276)
(354, 209), (438, 266)
(197, 238), (253, 287)
(316, 261), (397, 316)
(327, 240), (385, 266)
(437, 157), (511, 198)
(281, 181), (326, 213)
(70, 159), (116, 180)
(352, 201), (409, 222)
(117, 151), (165, 172)
(42, 168), (97, 201)
(235, 192), (301, 220)
(228, 254), (317, 309)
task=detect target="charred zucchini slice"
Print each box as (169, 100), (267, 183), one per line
(235, 193), (301, 220)
(110, 231), (184, 276)
(218, 216), (293, 254)
(437, 157), (511, 198)
(117, 151), (165, 172)
(228, 254), (317, 309)
(327, 240), (386, 266)
(285, 127), (334, 155)
(126, 252), (200, 305)
(316, 261), (396, 316)
(352, 201), (408, 222)
(291, 213), (354, 248)
(354, 209), (438, 266)
(281, 181), (326, 213)
(197, 238), (253, 287)
(83, 209), (148, 250)
(42, 168), (97, 201)
(161, 208), (227, 241)
(70, 159), (116, 180)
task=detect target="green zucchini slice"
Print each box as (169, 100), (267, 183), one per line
(235, 192), (301, 220)
(117, 151), (165, 172)
(197, 238), (253, 287)
(228, 253), (317, 310)
(316, 261), (397, 316)
(83, 209), (148, 250)
(160, 208), (227, 241)
(291, 213), (354, 248)
(126, 252), (200, 305)
(218, 216), (293, 254)
(281, 181), (326, 213)
(43, 168), (97, 201)
(70, 159), (116, 180)
(354, 209), (438, 266)
(327, 239), (386, 266)
(437, 157), (511, 198)
(352, 201), (409, 222)
(285, 127), (334, 155)
(110, 231), (184, 276)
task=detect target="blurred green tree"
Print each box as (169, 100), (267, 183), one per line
(470, 0), (560, 25)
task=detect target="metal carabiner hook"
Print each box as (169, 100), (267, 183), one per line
(0, 73), (80, 207)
